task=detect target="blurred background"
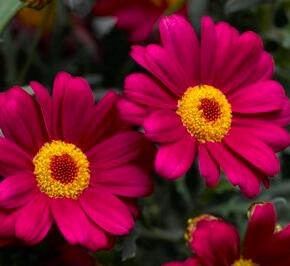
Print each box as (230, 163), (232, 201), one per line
(0, 0), (289, 265)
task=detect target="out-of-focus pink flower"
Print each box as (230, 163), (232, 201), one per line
(93, 0), (187, 43)
(0, 72), (154, 250)
(118, 15), (290, 197)
(164, 202), (290, 266)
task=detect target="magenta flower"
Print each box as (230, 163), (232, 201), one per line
(118, 15), (290, 197)
(93, 0), (186, 43)
(164, 202), (290, 266)
(0, 72), (153, 250)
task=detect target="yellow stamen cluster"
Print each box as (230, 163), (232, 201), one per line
(177, 85), (232, 143)
(232, 258), (258, 266)
(33, 140), (90, 199)
(184, 215), (217, 244)
(21, 0), (52, 10)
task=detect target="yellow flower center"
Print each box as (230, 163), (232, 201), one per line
(232, 258), (258, 266)
(33, 141), (90, 199)
(176, 85), (232, 143)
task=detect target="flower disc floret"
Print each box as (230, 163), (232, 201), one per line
(33, 140), (90, 199)
(177, 85), (232, 143)
(232, 258), (258, 266)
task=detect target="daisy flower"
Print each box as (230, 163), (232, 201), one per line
(0, 72), (153, 250)
(164, 202), (290, 266)
(93, 0), (186, 43)
(118, 15), (290, 197)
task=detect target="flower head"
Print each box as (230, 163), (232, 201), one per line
(118, 15), (290, 197)
(93, 0), (186, 43)
(0, 72), (153, 250)
(164, 202), (290, 266)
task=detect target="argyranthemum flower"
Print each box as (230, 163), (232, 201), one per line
(118, 15), (290, 197)
(0, 72), (153, 250)
(93, 0), (186, 43)
(163, 202), (290, 266)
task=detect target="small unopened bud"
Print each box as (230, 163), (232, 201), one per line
(21, 0), (52, 10)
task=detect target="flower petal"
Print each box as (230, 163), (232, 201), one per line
(198, 145), (220, 187)
(143, 110), (187, 143)
(163, 257), (201, 266)
(191, 218), (240, 265)
(15, 193), (52, 244)
(207, 142), (262, 197)
(117, 98), (148, 125)
(160, 15), (200, 83)
(0, 87), (47, 154)
(155, 135), (197, 180)
(224, 128), (280, 177)
(80, 188), (134, 235)
(0, 138), (33, 176)
(232, 118), (290, 152)
(52, 72), (96, 146)
(243, 202), (276, 261)
(52, 199), (110, 251)
(91, 165), (153, 197)
(124, 73), (176, 109)
(0, 172), (36, 209)
(230, 81), (285, 114)
(87, 131), (149, 169)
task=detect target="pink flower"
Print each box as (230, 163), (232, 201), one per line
(164, 202), (290, 266)
(118, 15), (290, 197)
(0, 72), (153, 250)
(93, 0), (186, 43)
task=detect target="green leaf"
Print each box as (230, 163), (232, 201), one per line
(225, 0), (263, 14)
(0, 0), (24, 34)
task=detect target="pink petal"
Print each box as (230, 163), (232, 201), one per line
(0, 172), (36, 209)
(155, 135), (197, 180)
(230, 81), (285, 114)
(243, 202), (276, 261)
(80, 188), (134, 235)
(91, 165), (153, 197)
(217, 31), (264, 93)
(207, 142), (261, 197)
(224, 128), (280, 176)
(117, 98), (148, 125)
(52, 72), (95, 146)
(30, 81), (53, 139)
(15, 193), (52, 244)
(131, 45), (190, 96)
(201, 16), (216, 84)
(191, 218), (240, 265)
(232, 118), (290, 152)
(159, 15), (200, 83)
(0, 211), (18, 237)
(143, 110), (187, 143)
(124, 73), (176, 109)
(0, 138), (33, 176)
(0, 87), (47, 155)
(198, 145), (220, 187)
(80, 91), (124, 150)
(52, 199), (110, 251)
(87, 131), (148, 169)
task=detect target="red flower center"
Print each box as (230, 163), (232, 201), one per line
(199, 98), (221, 122)
(50, 154), (78, 184)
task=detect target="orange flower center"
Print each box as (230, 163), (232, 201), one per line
(232, 258), (258, 266)
(176, 85), (232, 143)
(33, 141), (90, 199)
